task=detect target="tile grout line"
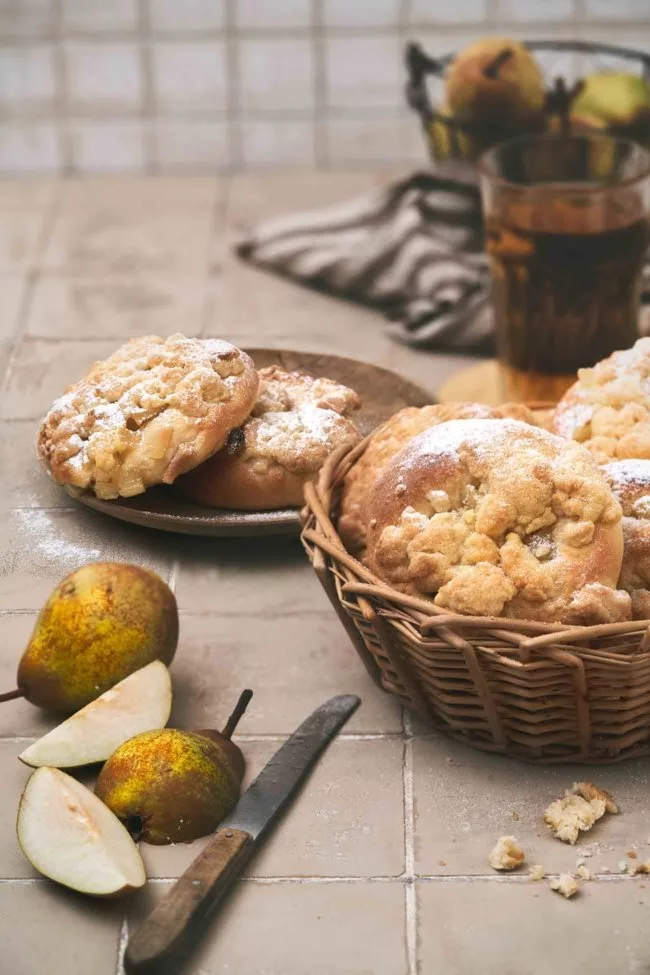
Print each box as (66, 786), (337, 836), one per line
(166, 559), (179, 594)
(0, 874), (645, 885)
(224, 0), (242, 172)
(0, 732), (406, 742)
(115, 917), (129, 975)
(0, 189), (63, 398)
(137, 0), (157, 174)
(200, 170), (231, 335)
(402, 709), (418, 975)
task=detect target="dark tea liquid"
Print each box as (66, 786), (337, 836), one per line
(485, 192), (650, 401)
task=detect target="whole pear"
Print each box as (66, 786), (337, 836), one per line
(14, 563), (178, 713)
(94, 691), (252, 845)
(446, 37), (545, 128)
(570, 72), (650, 134)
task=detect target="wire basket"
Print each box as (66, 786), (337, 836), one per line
(406, 39), (650, 166)
(301, 433), (650, 765)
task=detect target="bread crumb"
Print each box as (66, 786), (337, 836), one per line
(628, 851), (638, 859)
(438, 859), (447, 867)
(634, 862), (650, 875)
(529, 864), (545, 881)
(512, 811), (520, 821)
(602, 866), (610, 874)
(550, 874), (579, 899)
(576, 864), (594, 881)
(572, 782), (618, 815)
(618, 860), (629, 873)
(489, 836), (525, 871)
(544, 792), (606, 844)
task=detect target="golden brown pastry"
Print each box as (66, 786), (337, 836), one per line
(177, 366), (361, 510)
(338, 401), (540, 554)
(603, 459), (650, 618)
(38, 335), (259, 500)
(553, 338), (650, 464)
(365, 418), (629, 623)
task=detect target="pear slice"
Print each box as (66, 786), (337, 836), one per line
(19, 660), (172, 769)
(17, 767), (146, 896)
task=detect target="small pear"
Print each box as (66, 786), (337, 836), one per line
(2, 562), (178, 713)
(94, 690), (253, 845)
(17, 767), (146, 896)
(446, 37), (545, 130)
(19, 661), (172, 769)
(570, 72), (650, 135)
(429, 103), (479, 162)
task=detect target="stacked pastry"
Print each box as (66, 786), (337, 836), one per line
(338, 338), (650, 624)
(38, 334), (362, 511)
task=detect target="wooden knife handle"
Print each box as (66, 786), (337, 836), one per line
(124, 827), (255, 975)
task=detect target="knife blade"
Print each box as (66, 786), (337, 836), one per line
(124, 694), (361, 975)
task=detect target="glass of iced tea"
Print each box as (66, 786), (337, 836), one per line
(479, 133), (650, 402)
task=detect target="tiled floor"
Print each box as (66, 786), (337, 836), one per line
(1, 171), (649, 974)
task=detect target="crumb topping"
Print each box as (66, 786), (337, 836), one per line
(38, 334), (257, 499)
(367, 419), (626, 623)
(553, 338), (650, 463)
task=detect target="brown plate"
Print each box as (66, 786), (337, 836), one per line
(68, 349), (434, 537)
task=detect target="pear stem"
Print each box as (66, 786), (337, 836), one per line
(222, 689), (253, 739)
(484, 48), (513, 80)
(0, 687), (24, 704)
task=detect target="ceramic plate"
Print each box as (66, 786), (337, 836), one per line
(67, 349), (434, 537)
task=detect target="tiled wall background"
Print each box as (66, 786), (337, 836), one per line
(0, 0), (649, 175)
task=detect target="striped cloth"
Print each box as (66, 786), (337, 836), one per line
(236, 171), (650, 354)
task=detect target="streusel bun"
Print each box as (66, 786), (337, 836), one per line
(38, 334), (259, 500)
(553, 337), (650, 464)
(177, 366), (361, 510)
(365, 419), (629, 624)
(338, 401), (540, 554)
(603, 459), (650, 619)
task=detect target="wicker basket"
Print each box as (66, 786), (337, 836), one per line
(405, 39), (650, 167)
(301, 436), (650, 765)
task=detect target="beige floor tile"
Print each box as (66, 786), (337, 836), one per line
(417, 879), (650, 974)
(390, 345), (478, 400)
(0, 275), (28, 383)
(0, 420), (69, 508)
(227, 168), (410, 228)
(42, 209), (215, 276)
(59, 175), (224, 212)
(0, 211), (50, 272)
(141, 737), (405, 880)
(0, 178), (60, 211)
(0, 614), (57, 738)
(0, 739), (40, 878)
(0, 883), (122, 975)
(0, 275), (27, 341)
(0, 507), (173, 610)
(209, 260), (406, 368)
(25, 274), (208, 340)
(173, 534), (332, 615)
(0, 338), (117, 419)
(170, 613), (402, 735)
(413, 735), (650, 877)
(129, 879), (406, 974)
(211, 257), (471, 400)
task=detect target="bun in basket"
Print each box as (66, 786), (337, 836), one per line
(338, 401), (540, 554)
(177, 366), (361, 510)
(365, 418), (629, 624)
(603, 459), (650, 619)
(553, 338), (650, 464)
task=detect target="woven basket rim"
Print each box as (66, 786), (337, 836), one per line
(301, 417), (650, 644)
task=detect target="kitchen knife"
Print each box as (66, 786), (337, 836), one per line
(124, 693), (361, 975)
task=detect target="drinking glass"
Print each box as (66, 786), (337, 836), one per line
(479, 133), (650, 402)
